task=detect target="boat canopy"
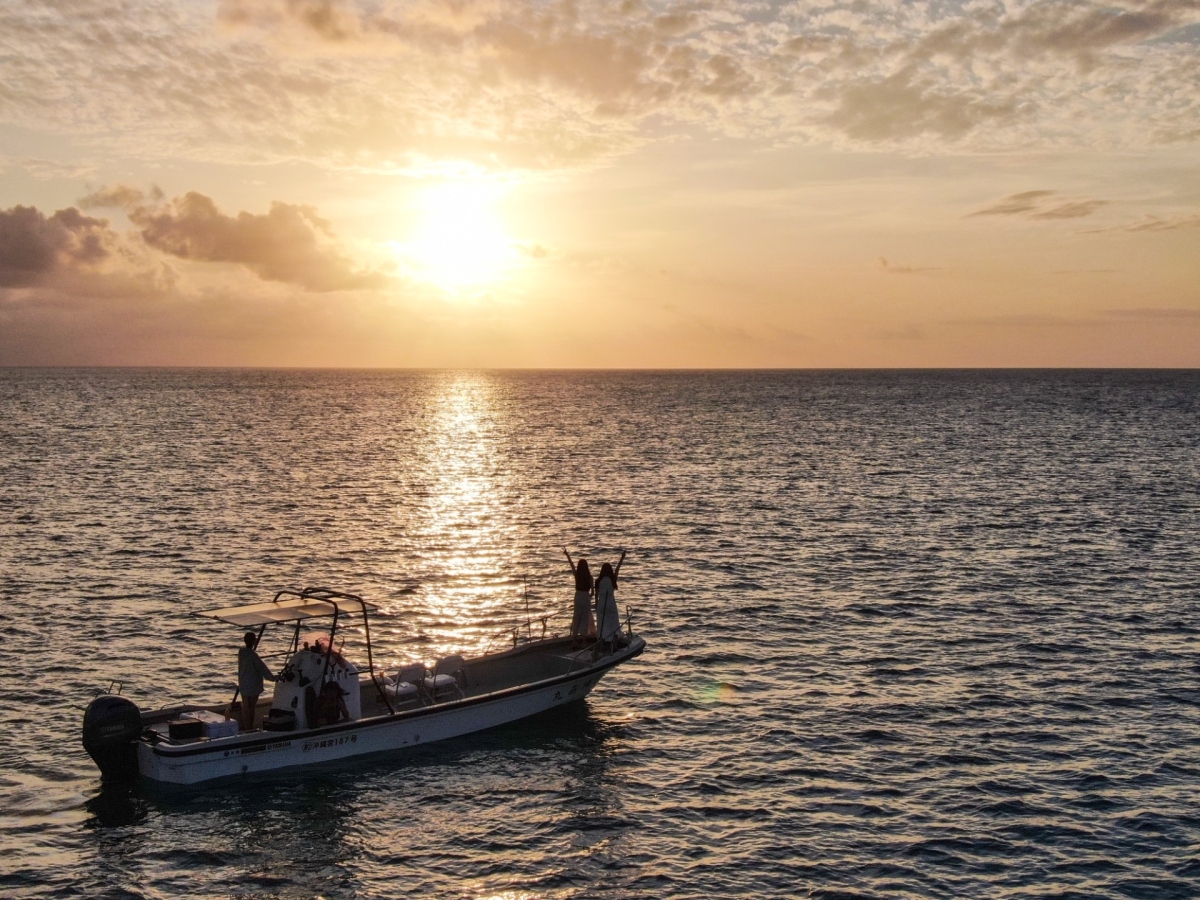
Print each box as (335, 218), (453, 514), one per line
(198, 589), (378, 627)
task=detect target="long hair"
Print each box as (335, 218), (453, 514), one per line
(598, 561), (617, 589)
(575, 558), (593, 592)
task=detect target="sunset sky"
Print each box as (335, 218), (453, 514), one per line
(1, 0), (1198, 367)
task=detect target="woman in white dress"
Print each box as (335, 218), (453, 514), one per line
(563, 547), (595, 640)
(594, 551), (627, 647)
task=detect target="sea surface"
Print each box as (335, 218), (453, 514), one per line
(1, 368), (1199, 900)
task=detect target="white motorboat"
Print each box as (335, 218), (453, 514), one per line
(82, 586), (646, 785)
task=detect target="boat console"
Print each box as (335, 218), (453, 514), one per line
(269, 647), (361, 730)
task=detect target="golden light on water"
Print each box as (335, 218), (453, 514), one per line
(383, 373), (532, 666)
(391, 182), (520, 293)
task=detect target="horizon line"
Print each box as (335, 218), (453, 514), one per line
(2, 365), (1198, 373)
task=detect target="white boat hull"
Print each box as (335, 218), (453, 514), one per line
(136, 638), (643, 785)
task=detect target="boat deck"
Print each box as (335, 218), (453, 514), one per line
(141, 636), (604, 745)
(360, 636), (596, 717)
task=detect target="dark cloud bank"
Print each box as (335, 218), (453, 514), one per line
(0, 205), (118, 287)
(0, 189), (392, 364)
(82, 187), (388, 292)
(2, 188), (386, 295)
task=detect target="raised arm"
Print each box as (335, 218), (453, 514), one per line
(563, 546), (576, 573)
(614, 550), (627, 578)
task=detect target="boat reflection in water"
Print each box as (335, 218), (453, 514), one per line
(81, 586), (645, 786)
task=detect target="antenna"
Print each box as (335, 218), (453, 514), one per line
(523, 575), (532, 640)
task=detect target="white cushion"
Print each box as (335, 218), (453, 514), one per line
(384, 680), (419, 701)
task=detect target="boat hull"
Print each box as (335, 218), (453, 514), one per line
(137, 638), (643, 785)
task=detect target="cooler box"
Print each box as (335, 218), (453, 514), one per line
(182, 709), (240, 739)
(168, 718), (203, 740)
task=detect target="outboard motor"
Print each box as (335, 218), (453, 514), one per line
(82, 695), (143, 779)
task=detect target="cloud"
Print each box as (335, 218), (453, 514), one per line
(0, 205), (120, 287)
(80, 184), (162, 210)
(0, 190), (394, 365)
(913, 0), (1199, 65)
(968, 190), (1056, 216)
(1124, 214), (1200, 231)
(516, 241), (550, 259)
(264, 0), (362, 41)
(969, 192), (1200, 231)
(878, 257), (940, 275)
(84, 188), (388, 292)
(256, 0), (1200, 152)
(217, 0), (371, 42)
(969, 190), (1107, 220)
(0, 155), (97, 180)
(2, 0), (1200, 170)
(1077, 212), (1200, 233)
(0, 202), (200, 366)
(824, 68), (1022, 141)
(1032, 199), (1108, 219)
(0, 195), (412, 366)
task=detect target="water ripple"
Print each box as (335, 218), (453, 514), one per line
(0, 369), (1198, 899)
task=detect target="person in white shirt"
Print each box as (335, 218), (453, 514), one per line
(237, 632), (277, 732)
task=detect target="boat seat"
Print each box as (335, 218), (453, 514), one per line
(383, 663), (427, 706)
(424, 655), (465, 701)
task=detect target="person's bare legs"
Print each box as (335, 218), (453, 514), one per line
(239, 693), (260, 731)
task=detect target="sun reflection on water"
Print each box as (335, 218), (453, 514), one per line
(381, 373), (532, 667)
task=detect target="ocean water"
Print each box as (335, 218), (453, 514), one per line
(1, 368), (1198, 900)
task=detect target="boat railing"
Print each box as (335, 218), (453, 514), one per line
(480, 601), (576, 655)
(388, 577), (639, 674)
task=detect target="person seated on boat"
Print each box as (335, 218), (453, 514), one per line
(237, 632), (278, 732)
(594, 552), (627, 652)
(313, 680), (350, 727)
(563, 547), (596, 644)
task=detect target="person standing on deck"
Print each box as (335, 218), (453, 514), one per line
(563, 547), (595, 643)
(594, 551), (627, 649)
(237, 632), (277, 732)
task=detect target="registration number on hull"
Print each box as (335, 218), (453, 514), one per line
(221, 740), (293, 757)
(303, 734), (359, 752)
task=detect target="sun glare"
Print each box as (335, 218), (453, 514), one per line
(393, 182), (519, 292)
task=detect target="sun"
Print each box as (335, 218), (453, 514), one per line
(392, 181), (519, 292)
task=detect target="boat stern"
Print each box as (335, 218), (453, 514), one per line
(82, 694), (143, 780)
